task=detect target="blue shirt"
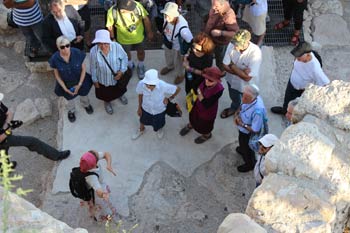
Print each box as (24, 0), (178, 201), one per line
(238, 96), (266, 134)
(49, 47), (86, 84)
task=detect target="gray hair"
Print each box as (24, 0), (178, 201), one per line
(56, 35), (70, 47)
(244, 84), (260, 99)
(288, 97), (299, 109)
(50, 0), (64, 7)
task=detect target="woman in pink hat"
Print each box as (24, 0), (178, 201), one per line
(179, 66), (224, 144)
(79, 150), (117, 222)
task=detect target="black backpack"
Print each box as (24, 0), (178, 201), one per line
(69, 167), (99, 203)
(312, 50), (322, 67)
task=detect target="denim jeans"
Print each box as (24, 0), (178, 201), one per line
(227, 82), (242, 112)
(19, 21), (44, 50)
(0, 134), (63, 161)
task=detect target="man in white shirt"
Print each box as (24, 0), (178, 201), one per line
(133, 69), (180, 140)
(159, 2), (193, 84)
(221, 29), (262, 119)
(271, 42), (330, 115)
(254, 134), (278, 187)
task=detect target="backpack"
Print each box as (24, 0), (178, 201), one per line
(112, 4), (143, 28)
(311, 50), (322, 67)
(175, 26), (192, 55)
(69, 167), (99, 203)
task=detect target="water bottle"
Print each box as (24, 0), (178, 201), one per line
(186, 71), (193, 81)
(70, 87), (75, 92)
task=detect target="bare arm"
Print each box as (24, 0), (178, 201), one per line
(102, 152), (116, 176)
(223, 63), (252, 82)
(137, 94), (143, 116)
(143, 16), (154, 41)
(53, 69), (74, 96)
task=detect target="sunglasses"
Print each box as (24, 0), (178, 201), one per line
(192, 46), (202, 53)
(59, 44), (70, 49)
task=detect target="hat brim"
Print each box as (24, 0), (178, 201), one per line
(92, 38), (112, 44)
(291, 47), (311, 57)
(202, 74), (221, 82)
(143, 79), (159, 86)
(160, 9), (180, 17)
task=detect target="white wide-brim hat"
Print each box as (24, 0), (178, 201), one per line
(160, 2), (180, 18)
(143, 69), (160, 86)
(0, 93), (3, 101)
(258, 134), (279, 148)
(92, 29), (112, 44)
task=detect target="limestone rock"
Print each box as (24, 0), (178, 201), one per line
(14, 98), (40, 125)
(217, 213), (266, 233)
(0, 67), (26, 94)
(0, 4), (17, 35)
(0, 186), (87, 232)
(265, 122), (334, 180)
(25, 61), (53, 73)
(14, 40), (26, 54)
(34, 98), (52, 118)
(293, 80), (350, 130)
(312, 14), (350, 46)
(246, 174), (335, 233)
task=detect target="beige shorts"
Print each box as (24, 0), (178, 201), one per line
(242, 7), (267, 36)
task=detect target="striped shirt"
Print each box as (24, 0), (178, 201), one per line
(89, 42), (128, 86)
(13, 0), (43, 27)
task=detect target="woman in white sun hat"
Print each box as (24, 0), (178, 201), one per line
(132, 69), (180, 140)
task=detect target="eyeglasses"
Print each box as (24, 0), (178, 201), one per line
(59, 44), (70, 49)
(146, 84), (156, 87)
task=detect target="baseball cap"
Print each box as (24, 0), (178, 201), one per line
(290, 41), (312, 57)
(231, 29), (251, 48)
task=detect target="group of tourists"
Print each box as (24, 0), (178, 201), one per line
(2, 0), (331, 223)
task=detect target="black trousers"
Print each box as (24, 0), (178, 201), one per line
(282, 79), (304, 112)
(282, 0), (308, 30)
(0, 135), (62, 161)
(238, 130), (256, 168)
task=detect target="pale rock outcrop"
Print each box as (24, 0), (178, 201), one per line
(14, 98), (40, 125)
(25, 61), (53, 73)
(34, 98), (52, 118)
(0, 4), (17, 35)
(0, 67), (26, 94)
(246, 174), (335, 233)
(217, 213), (266, 233)
(0, 187), (87, 233)
(312, 14), (350, 46)
(246, 81), (350, 233)
(14, 40), (26, 54)
(293, 80), (350, 130)
(265, 122), (334, 180)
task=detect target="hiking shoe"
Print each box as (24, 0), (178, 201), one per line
(84, 105), (94, 114)
(137, 65), (145, 80)
(156, 128), (164, 139)
(237, 164), (254, 173)
(68, 111), (76, 122)
(59, 150), (71, 160)
(235, 146), (244, 156)
(132, 129), (144, 140)
(194, 133), (212, 144)
(174, 75), (185, 84)
(119, 95), (128, 105)
(104, 102), (113, 115)
(179, 125), (192, 136)
(160, 67), (174, 75)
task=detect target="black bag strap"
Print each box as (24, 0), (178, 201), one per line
(99, 51), (117, 76)
(175, 25), (187, 38)
(162, 21), (177, 41)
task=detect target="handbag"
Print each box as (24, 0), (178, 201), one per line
(7, 11), (18, 28)
(166, 101), (182, 117)
(248, 110), (269, 152)
(185, 89), (197, 112)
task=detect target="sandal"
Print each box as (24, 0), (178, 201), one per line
(179, 125), (192, 136)
(194, 133), (212, 144)
(290, 33), (300, 46)
(220, 108), (235, 119)
(274, 21), (290, 30)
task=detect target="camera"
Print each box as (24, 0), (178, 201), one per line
(127, 24), (137, 33)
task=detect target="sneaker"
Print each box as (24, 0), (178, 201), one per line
(132, 129), (144, 140)
(137, 65), (145, 80)
(156, 129), (164, 139)
(84, 105), (94, 114)
(59, 150), (71, 160)
(68, 111), (76, 122)
(160, 67), (174, 75)
(119, 95), (128, 105)
(104, 102), (113, 115)
(174, 75), (185, 84)
(128, 61), (135, 70)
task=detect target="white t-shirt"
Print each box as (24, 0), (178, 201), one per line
(249, 0), (267, 16)
(290, 52), (330, 90)
(254, 154), (265, 186)
(85, 152), (104, 190)
(56, 15), (76, 42)
(163, 15), (193, 51)
(223, 42), (262, 92)
(136, 79), (177, 115)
